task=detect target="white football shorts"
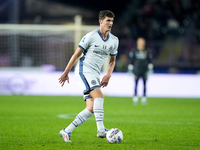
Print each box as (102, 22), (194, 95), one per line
(74, 71), (101, 100)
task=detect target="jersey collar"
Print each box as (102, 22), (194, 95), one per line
(97, 29), (109, 42)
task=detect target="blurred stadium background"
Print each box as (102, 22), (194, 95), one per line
(0, 0), (200, 97)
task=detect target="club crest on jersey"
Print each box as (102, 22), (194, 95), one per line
(109, 46), (113, 52)
(91, 80), (97, 85)
(103, 45), (107, 49)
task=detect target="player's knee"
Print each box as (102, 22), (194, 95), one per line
(86, 98), (94, 113)
(97, 94), (104, 99)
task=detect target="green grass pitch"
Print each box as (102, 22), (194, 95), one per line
(0, 95), (200, 150)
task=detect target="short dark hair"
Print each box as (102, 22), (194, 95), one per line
(99, 10), (115, 20)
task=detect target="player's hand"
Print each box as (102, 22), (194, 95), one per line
(100, 74), (111, 88)
(58, 73), (69, 87)
(148, 63), (154, 75)
(127, 64), (134, 75)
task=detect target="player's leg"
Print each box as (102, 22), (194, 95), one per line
(134, 75), (139, 96)
(86, 96), (94, 113)
(89, 87), (108, 138)
(133, 75), (139, 103)
(59, 95), (93, 142)
(141, 73), (148, 104)
(143, 78), (147, 97)
(64, 97), (93, 133)
(74, 71), (107, 137)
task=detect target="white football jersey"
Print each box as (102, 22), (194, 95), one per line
(75, 29), (119, 75)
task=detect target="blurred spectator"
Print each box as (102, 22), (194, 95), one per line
(33, 15), (49, 24)
(1, 0), (200, 74)
(114, 0), (200, 74)
(167, 14), (180, 35)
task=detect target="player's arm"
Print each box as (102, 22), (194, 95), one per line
(127, 49), (135, 74)
(100, 56), (116, 87)
(147, 49), (154, 74)
(58, 47), (83, 86)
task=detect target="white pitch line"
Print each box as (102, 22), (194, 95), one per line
(57, 114), (197, 125)
(57, 114), (72, 119)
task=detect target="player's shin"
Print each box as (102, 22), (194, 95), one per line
(64, 108), (93, 133)
(93, 98), (105, 132)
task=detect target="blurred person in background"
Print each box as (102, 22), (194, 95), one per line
(58, 10), (118, 142)
(128, 37), (153, 104)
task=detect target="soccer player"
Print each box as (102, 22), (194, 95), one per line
(58, 10), (119, 142)
(128, 37), (153, 104)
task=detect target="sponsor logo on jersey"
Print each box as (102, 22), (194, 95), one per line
(136, 51), (147, 59)
(82, 37), (86, 42)
(109, 46), (113, 52)
(95, 45), (100, 47)
(93, 50), (108, 56)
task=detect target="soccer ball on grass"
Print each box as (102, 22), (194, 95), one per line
(106, 128), (123, 143)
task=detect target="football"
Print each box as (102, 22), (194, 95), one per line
(106, 128), (123, 143)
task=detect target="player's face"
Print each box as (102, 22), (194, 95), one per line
(137, 38), (145, 50)
(100, 16), (114, 32)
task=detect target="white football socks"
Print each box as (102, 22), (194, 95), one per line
(64, 108), (93, 133)
(93, 98), (105, 132)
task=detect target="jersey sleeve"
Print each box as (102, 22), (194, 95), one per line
(110, 37), (119, 56)
(78, 32), (92, 52)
